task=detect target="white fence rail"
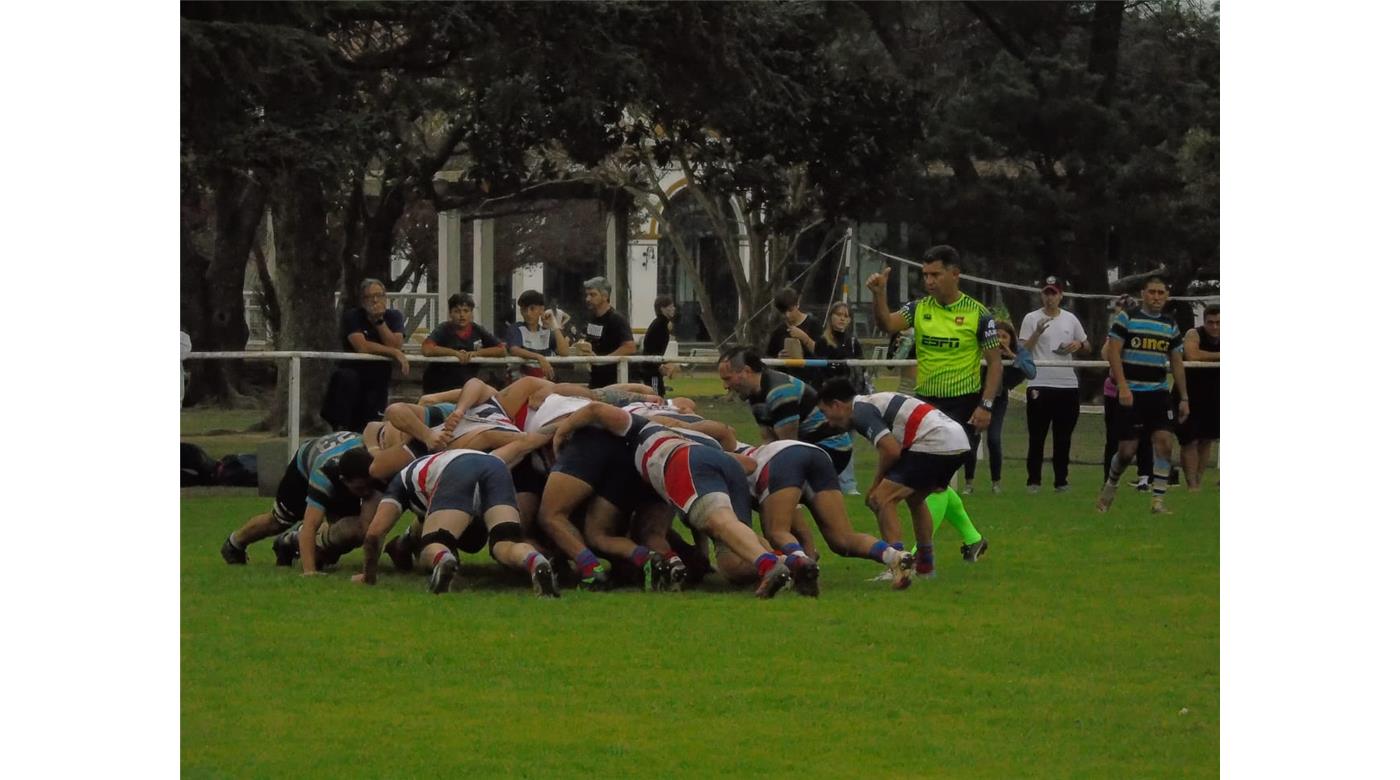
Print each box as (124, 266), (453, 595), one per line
(185, 351), (1219, 463)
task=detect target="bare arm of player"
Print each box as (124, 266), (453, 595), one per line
(298, 505), (327, 575)
(732, 453), (758, 475)
(1105, 338), (1132, 407)
(490, 432), (551, 469)
(353, 501), (404, 585)
(551, 402), (631, 453)
(369, 446), (413, 482)
(385, 403), (440, 450)
(449, 378), (499, 417)
(866, 436), (902, 509)
(1171, 351), (1190, 423)
(758, 425), (777, 444)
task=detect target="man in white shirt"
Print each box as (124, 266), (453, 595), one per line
(1018, 277), (1089, 493)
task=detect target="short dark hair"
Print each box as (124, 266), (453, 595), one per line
(773, 287), (800, 312)
(1204, 303), (1220, 317)
(921, 245), (961, 270)
(337, 447), (373, 482)
(448, 293), (475, 310)
(1141, 275), (1169, 291)
(517, 289), (545, 310)
(719, 345), (764, 373)
(818, 376), (857, 404)
(654, 295), (675, 319)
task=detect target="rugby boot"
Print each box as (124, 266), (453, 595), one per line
(531, 558), (560, 598)
(272, 526), (300, 567)
(790, 558), (821, 598)
(961, 538), (989, 563)
(889, 551), (915, 591)
(754, 561), (792, 599)
(1095, 482), (1118, 513)
(220, 537), (247, 565)
(385, 534), (415, 572)
(427, 556), (458, 594)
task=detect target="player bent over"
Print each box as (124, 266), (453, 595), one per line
(817, 378), (988, 577)
(552, 403), (794, 599)
(738, 439), (917, 592)
(221, 432), (379, 568)
(354, 449), (558, 596)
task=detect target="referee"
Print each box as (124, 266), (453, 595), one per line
(868, 245), (1001, 567)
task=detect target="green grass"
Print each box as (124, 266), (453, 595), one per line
(183, 394), (1219, 777)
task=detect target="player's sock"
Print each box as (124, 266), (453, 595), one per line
(524, 552), (543, 574)
(629, 546), (652, 567)
(925, 489), (950, 534)
(1152, 456), (1170, 499)
(942, 490), (982, 545)
(780, 542), (803, 556)
(576, 549), (602, 578)
(891, 541), (905, 551)
(754, 552), (779, 577)
(867, 540), (892, 563)
(431, 549), (456, 568)
(227, 533), (245, 551)
(1107, 453), (1128, 485)
(916, 544), (935, 566)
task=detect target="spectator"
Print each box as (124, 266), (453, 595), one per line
(578, 276), (635, 388)
(1100, 295), (1154, 487)
(1019, 276), (1091, 493)
(322, 278), (410, 433)
(764, 287), (823, 384)
(636, 295), (676, 397)
(963, 320), (1041, 495)
(815, 301), (865, 494)
(419, 293), (506, 394)
(505, 289), (568, 381)
(1177, 303), (1220, 490)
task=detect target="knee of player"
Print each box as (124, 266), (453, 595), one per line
(486, 520), (525, 556)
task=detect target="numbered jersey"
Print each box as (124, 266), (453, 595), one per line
(295, 431), (364, 512)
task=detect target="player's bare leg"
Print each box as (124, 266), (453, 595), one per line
(803, 490), (914, 589)
(418, 508), (471, 593)
(700, 503), (791, 599)
(536, 473), (608, 586)
(481, 505), (558, 597)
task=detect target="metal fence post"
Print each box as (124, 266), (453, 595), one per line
(288, 355), (301, 463)
(617, 356), (629, 384)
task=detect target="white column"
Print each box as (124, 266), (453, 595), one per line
(628, 240), (659, 326)
(605, 213), (619, 284)
(472, 218), (495, 331)
(437, 210), (462, 319)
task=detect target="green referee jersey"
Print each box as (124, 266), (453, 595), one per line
(897, 292), (998, 398)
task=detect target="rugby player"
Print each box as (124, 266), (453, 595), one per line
(817, 378), (989, 575)
(353, 449), (559, 596)
(220, 432), (380, 568)
(551, 403), (796, 599)
(1097, 276), (1190, 514)
(736, 438), (918, 592)
(716, 347), (853, 473)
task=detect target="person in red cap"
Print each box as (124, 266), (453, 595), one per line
(1017, 276), (1090, 493)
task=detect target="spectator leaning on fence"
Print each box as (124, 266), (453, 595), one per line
(1177, 303), (1219, 491)
(765, 287), (824, 385)
(322, 278), (409, 433)
(578, 276), (635, 388)
(866, 245), (1002, 445)
(505, 289), (568, 381)
(636, 295), (676, 397)
(420, 293), (506, 394)
(1019, 276), (1091, 494)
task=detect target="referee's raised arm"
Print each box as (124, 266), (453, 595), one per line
(866, 268), (909, 334)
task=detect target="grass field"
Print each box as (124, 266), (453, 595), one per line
(182, 390), (1219, 777)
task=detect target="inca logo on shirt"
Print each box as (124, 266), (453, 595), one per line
(1129, 336), (1172, 351)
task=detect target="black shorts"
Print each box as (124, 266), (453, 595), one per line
(918, 392), (980, 439)
(884, 450), (963, 493)
(1119, 390), (1176, 440)
(818, 445), (851, 475)
(552, 428), (645, 511)
(1176, 392), (1219, 444)
(512, 457), (548, 496)
(427, 454), (518, 516)
(271, 460), (360, 526)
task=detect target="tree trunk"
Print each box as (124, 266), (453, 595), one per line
(255, 170), (343, 436)
(186, 168), (265, 406)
